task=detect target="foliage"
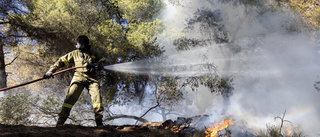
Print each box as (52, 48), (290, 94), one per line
(154, 76), (183, 106)
(30, 92), (62, 126)
(0, 0), (29, 88)
(256, 124), (305, 137)
(167, 0), (319, 116)
(169, 1), (238, 113)
(0, 93), (33, 125)
(0, 0), (318, 130)
(256, 124), (282, 137)
(0, 91), (103, 126)
(277, 0), (320, 28)
(183, 8), (230, 43)
(257, 111), (305, 137)
(1, 0), (166, 107)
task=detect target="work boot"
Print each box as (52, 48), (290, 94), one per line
(96, 119), (104, 128)
(56, 106), (71, 127)
(56, 123), (63, 127)
(56, 121), (64, 127)
(56, 117), (67, 127)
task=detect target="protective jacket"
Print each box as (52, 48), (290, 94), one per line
(48, 49), (103, 81)
(49, 48), (104, 126)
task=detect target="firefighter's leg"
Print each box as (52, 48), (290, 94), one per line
(57, 82), (84, 126)
(88, 82), (104, 127)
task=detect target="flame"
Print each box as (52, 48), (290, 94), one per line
(285, 125), (292, 137)
(205, 118), (234, 137)
(165, 126), (182, 133)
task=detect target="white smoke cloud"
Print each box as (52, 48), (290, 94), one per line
(158, 0), (320, 136)
(106, 1), (320, 136)
(229, 33), (320, 135)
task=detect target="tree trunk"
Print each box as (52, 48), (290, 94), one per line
(0, 44), (7, 89)
(219, 45), (234, 114)
(161, 109), (167, 121)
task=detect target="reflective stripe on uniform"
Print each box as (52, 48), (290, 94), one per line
(62, 103), (73, 108)
(97, 58), (106, 63)
(61, 57), (69, 66)
(93, 103), (102, 108)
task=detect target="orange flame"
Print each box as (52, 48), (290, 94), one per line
(165, 126), (182, 133)
(205, 118), (234, 137)
(285, 126), (292, 137)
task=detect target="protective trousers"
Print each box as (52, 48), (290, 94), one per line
(57, 75), (103, 126)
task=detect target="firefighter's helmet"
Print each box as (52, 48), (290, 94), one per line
(76, 35), (89, 49)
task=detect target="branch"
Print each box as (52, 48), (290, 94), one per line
(105, 114), (148, 123)
(5, 55), (19, 66)
(0, 21), (10, 24)
(134, 83), (161, 124)
(274, 110), (291, 137)
(139, 103), (160, 119)
(7, 35), (29, 38)
(0, 35), (29, 40)
(139, 80), (162, 118)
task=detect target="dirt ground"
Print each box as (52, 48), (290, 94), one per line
(0, 122), (183, 137)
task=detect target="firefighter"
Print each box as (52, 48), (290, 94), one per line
(43, 35), (105, 127)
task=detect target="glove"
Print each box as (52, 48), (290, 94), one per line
(43, 71), (54, 79)
(87, 64), (96, 73)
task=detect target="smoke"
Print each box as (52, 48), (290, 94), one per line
(105, 0), (320, 135)
(155, 0), (320, 136)
(229, 33), (320, 135)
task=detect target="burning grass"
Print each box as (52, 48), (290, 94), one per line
(162, 116), (234, 137)
(0, 119), (307, 137)
(204, 118), (234, 137)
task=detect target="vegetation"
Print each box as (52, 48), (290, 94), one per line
(256, 124), (305, 137)
(277, 0), (320, 29)
(256, 111), (305, 137)
(0, 1), (317, 136)
(1, 0), (186, 126)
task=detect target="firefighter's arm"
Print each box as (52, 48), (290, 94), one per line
(49, 53), (74, 72)
(44, 52), (74, 79)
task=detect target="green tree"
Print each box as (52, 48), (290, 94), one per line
(0, 0), (170, 125)
(277, 0), (320, 28)
(165, 0), (305, 114)
(3, 0), (165, 96)
(0, 93), (33, 125)
(0, 0), (28, 89)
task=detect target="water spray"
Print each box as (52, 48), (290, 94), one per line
(103, 61), (218, 77)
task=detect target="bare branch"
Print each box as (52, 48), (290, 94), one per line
(140, 103), (160, 119)
(5, 55), (19, 66)
(274, 110), (292, 137)
(0, 35), (28, 39)
(105, 114), (148, 123)
(134, 80), (161, 124)
(7, 35), (28, 38)
(0, 21), (10, 24)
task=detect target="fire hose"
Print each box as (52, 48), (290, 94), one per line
(0, 66), (86, 92)
(0, 57), (108, 92)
